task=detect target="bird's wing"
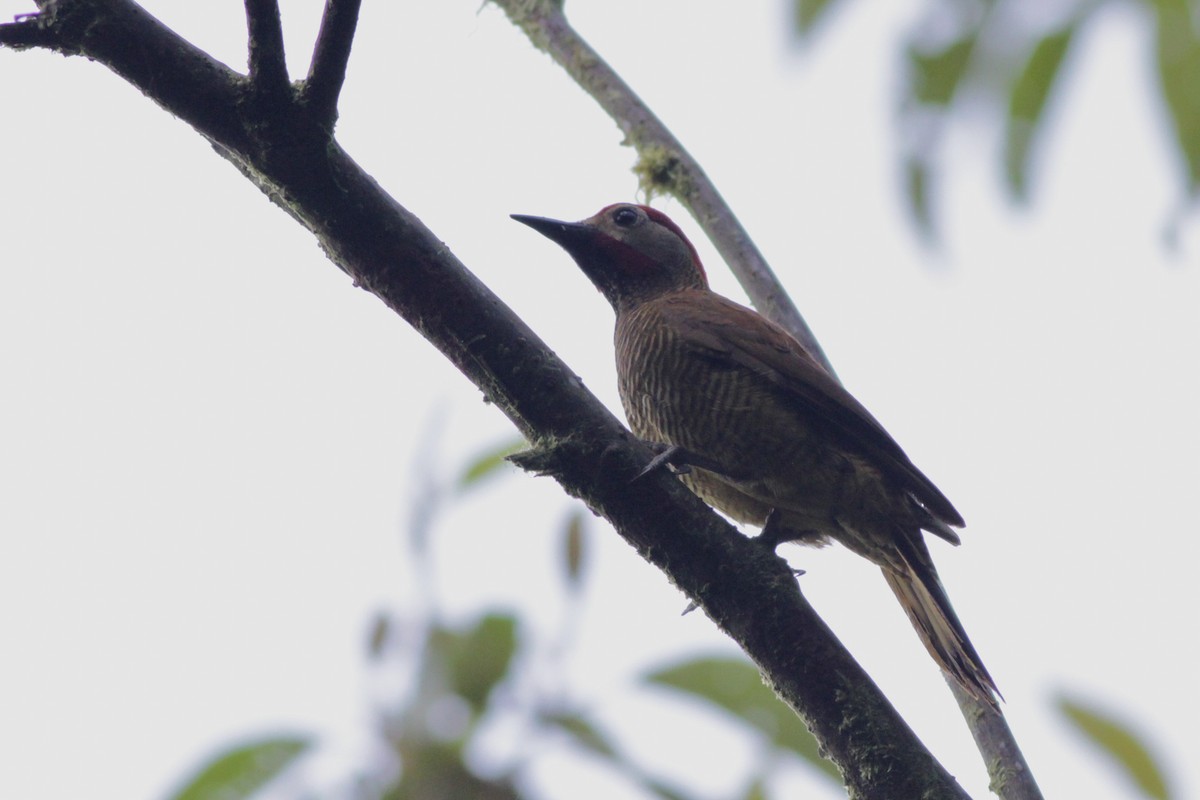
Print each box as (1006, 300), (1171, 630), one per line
(659, 291), (965, 529)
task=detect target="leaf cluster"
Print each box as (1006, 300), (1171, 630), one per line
(797, 0), (1200, 238)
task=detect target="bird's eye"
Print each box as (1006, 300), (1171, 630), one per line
(612, 207), (639, 227)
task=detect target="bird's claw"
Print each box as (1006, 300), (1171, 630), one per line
(753, 509), (807, 577)
(754, 508), (788, 551)
(633, 442), (738, 483)
(634, 443), (692, 480)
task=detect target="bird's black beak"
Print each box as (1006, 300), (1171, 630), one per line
(510, 214), (599, 253)
(512, 213), (624, 309)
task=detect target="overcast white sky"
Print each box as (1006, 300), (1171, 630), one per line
(1, 2), (1197, 799)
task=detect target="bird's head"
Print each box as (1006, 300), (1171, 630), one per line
(513, 203), (708, 312)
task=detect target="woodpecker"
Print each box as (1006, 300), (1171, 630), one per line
(513, 203), (999, 707)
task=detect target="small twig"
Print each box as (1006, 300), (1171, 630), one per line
(491, 0), (836, 380)
(302, 0), (362, 127)
(244, 0), (289, 97)
(948, 679), (1044, 800)
(0, 9), (56, 49)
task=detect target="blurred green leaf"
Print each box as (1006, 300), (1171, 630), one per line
(561, 507), (588, 590)
(740, 777), (769, 800)
(166, 735), (311, 800)
(639, 778), (694, 800)
(367, 611), (391, 660)
(543, 711), (693, 800)
(388, 740), (521, 800)
(904, 155), (936, 242)
(907, 33), (978, 107)
(900, 23), (984, 242)
(543, 710), (619, 758)
(793, 0), (842, 37)
(1057, 694), (1172, 800)
(444, 613), (519, 714)
(1005, 23), (1077, 200)
(456, 437), (526, 492)
(1152, 0), (1200, 192)
(820, 0), (1196, 240)
(644, 656), (839, 781)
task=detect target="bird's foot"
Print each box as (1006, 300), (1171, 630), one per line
(680, 514), (804, 616)
(754, 508), (788, 550)
(632, 442), (732, 482)
(754, 509), (807, 577)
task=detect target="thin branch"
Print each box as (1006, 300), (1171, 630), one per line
(5, 3), (976, 796)
(491, 3), (1044, 799)
(244, 0), (289, 97)
(0, 10), (56, 49)
(302, 0), (362, 127)
(949, 679), (1043, 800)
(490, 0), (837, 380)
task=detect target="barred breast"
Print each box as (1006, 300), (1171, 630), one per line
(613, 296), (881, 546)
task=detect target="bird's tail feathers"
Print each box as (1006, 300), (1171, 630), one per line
(883, 533), (1000, 708)
(909, 495), (961, 545)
